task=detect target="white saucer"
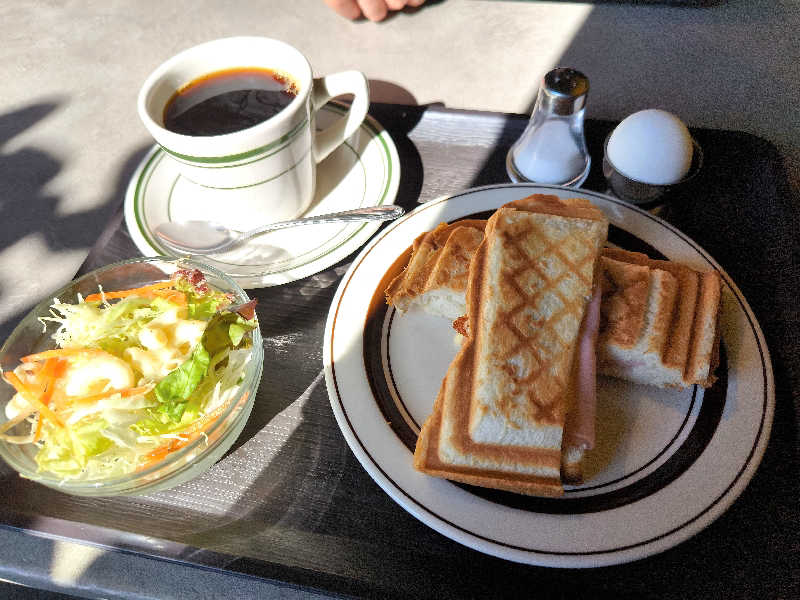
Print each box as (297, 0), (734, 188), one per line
(125, 104), (400, 288)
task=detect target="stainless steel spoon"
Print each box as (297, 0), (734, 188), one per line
(154, 205), (405, 255)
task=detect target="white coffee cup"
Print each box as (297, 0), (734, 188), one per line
(137, 37), (369, 231)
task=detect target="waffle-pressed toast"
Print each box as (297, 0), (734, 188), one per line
(385, 220), (486, 319)
(598, 248), (721, 388)
(413, 197), (608, 496)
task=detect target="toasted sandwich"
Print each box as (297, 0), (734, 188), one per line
(413, 197), (608, 495)
(597, 248), (721, 388)
(386, 218), (722, 390)
(385, 220), (485, 319)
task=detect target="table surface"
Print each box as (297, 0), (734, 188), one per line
(0, 2), (798, 599)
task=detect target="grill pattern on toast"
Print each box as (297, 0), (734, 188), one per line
(471, 209), (605, 440)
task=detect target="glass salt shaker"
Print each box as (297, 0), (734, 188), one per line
(506, 68), (591, 187)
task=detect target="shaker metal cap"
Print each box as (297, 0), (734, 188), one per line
(539, 68), (589, 116)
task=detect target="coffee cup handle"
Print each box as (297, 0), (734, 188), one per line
(311, 71), (369, 163)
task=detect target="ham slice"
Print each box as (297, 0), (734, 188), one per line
(563, 283), (602, 451)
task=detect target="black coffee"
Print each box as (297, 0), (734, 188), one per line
(163, 67), (298, 137)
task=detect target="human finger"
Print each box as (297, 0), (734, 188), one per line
(324, 0), (362, 20)
(356, 0), (390, 22)
(384, 0), (408, 10)
(406, 0), (426, 6)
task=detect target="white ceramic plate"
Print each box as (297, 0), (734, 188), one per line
(125, 104), (400, 288)
(323, 184), (774, 567)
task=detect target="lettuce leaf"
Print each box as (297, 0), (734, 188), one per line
(201, 311), (257, 356)
(187, 296), (225, 321)
(138, 307), (256, 428)
(154, 344), (210, 422)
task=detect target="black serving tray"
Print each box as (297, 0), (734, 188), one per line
(1, 103), (797, 599)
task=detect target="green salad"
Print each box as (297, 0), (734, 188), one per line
(0, 268), (257, 481)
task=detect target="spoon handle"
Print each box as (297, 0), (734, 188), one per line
(237, 205), (405, 243)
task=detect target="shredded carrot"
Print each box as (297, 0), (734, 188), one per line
(136, 395), (241, 471)
(68, 385), (152, 407)
(21, 348), (104, 363)
(140, 440), (178, 466)
(49, 387), (68, 412)
(31, 358), (63, 442)
(137, 435), (192, 471)
(137, 434), (197, 471)
(84, 280), (174, 303)
(37, 359), (61, 402)
(4, 371), (65, 429)
(152, 289), (187, 307)
(51, 358), (68, 378)
(32, 362), (49, 386)
(181, 396), (236, 437)
(34, 358), (67, 385)
(32, 414), (44, 443)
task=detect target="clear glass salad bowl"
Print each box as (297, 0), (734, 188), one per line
(0, 257), (263, 496)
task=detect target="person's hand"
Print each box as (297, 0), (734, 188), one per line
(324, 0), (426, 22)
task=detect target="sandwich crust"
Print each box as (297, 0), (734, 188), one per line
(414, 346), (565, 497)
(505, 194), (607, 222)
(685, 272), (722, 387)
(598, 256), (650, 350)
